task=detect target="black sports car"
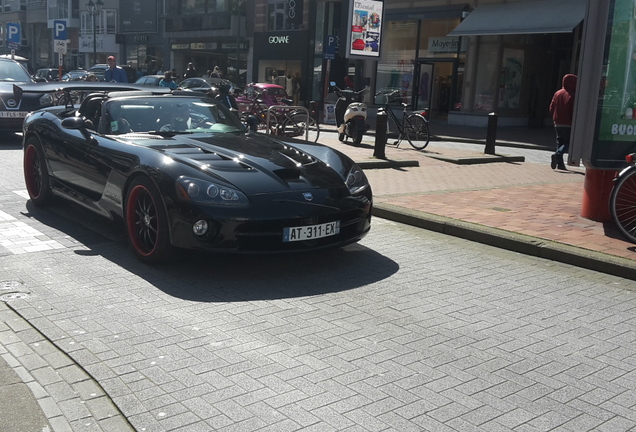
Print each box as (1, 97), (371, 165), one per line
(20, 83), (372, 263)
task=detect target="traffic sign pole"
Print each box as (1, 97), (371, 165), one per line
(58, 54), (63, 82)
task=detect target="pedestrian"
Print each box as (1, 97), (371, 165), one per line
(159, 70), (178, 90)
(215, 83), (238, 111)
(549, 73), (577, 170)
(85, 73), (98, 82)
(183, 62), (199, 79)
(104, 56), (128, 83)
(210, 66), (223, 78)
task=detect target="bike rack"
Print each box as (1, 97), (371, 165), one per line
(266, 105), (311, 141)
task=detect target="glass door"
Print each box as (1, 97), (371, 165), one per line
(412, 62), (434, 113)
(413, 60), (458, 120)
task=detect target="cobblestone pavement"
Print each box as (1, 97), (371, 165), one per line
(2, 130), (636, 431)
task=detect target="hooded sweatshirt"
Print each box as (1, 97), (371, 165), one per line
(549, 74), (577, 127)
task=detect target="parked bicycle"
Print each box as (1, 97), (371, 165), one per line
(610, 153), (636, 243)
(240, 98), (320, 142)
(377, 89), (430, 150)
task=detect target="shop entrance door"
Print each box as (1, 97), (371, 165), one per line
(412, 60), (457, 120)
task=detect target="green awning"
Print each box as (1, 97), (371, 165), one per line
(448, 0), (586, 36)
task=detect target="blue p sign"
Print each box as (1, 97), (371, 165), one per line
(54, 20), (67, 40)
(6, 23), (20, 45)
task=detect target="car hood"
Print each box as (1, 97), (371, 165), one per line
(127, 133), (350, 194)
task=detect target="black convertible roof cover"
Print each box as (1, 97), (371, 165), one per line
(14, 82), (173, 109)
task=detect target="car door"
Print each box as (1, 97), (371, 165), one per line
(45, 100), (114, 203)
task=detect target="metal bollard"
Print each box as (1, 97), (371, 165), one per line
(485, 112), (498, 155)
(374, 108), (388, 159)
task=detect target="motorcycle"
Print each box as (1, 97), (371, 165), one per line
(330, 81), (368, 145)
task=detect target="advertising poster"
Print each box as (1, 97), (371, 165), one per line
(348, 0), (383, 58)
(594, 0), (636, 165)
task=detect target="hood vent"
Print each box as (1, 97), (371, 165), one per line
(273, 168), (302, 182)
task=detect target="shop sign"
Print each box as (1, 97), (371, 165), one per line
(171, 44), (190, 50)
(428, 37), (465, 53)
(346, 0), (384, 58)
(286, 0), (303, 27)
(191, 42), (217, 50)
(254, 31), (308, 58)
(221, 42), (248, 50)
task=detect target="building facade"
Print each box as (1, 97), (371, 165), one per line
(1, 0), (584, 128)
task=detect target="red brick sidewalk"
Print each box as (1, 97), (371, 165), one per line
(316, 131), (636, 269)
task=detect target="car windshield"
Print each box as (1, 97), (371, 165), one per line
(0, 61), (32, 82)
(103, 97), (245, 135)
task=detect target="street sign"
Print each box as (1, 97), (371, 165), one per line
(54, 40), (67, 55)
(53, 20), (67, 55)
(54, 20), (67, 40)
(6, 23), (20, 50)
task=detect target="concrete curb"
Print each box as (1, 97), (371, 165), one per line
(373, 203), (636, 281)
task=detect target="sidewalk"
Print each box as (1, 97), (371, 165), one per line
(318, 119), (636, 281)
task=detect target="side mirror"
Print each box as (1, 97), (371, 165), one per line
(62, 117), (87, 130)
(62, 117), (93, 140)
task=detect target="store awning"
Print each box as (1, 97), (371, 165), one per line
(447, 0), (586, 36)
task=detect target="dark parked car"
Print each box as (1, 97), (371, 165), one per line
(0, 58), (54, 132)
(134, 74), (164, 86)
(179, 77), (238, 96)
(20, 83), (372, 263)
(61, 70), (88, 81)
(34, 68), (66, 82)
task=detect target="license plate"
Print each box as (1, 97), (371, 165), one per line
(283, 221), (340, 242)
(0, 111), (27, 118)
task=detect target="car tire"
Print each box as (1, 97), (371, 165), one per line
(23, 137), (55, 206)
(125, 176), (172, 264)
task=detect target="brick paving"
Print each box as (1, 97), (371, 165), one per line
(2, 124), (636, 431)
(315, 128), (636, 273)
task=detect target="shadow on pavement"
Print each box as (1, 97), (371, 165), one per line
(24, 200), (400, 302)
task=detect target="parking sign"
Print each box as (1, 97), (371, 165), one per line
(6, 23), (20, 49)
(54, 20), (67, 41)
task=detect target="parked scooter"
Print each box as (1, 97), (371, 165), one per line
(330, 81), (368, 145)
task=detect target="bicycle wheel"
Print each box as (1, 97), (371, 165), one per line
(404, 113), (430, 150)
(610, 168), (636, 243)
(282, 112), (320, 142)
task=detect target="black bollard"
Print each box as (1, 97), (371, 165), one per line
(374, 108), (388, 159)
(485, 112), (498, 155)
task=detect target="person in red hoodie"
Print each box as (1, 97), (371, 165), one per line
(549, 74), (577, 170)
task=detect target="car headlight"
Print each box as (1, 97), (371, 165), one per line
(176, 176), (249, 206)
(345, 165), (369, 195)
(39, 93), (53, 107)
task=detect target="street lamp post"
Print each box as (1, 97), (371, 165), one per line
(86, 0), (103, 66)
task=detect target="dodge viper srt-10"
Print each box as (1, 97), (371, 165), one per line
(20, 83), (372, 263)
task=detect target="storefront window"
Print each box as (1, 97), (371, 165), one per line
(181, 0), (206, 14)
(501, 48), (524, 109)
(418, 18), (463, 58)
(166, 0), (225, 15)
(376, 20), (417, 104)
(268, 0), (303, 30)
(473, 37), (500, 113)
(258, 60), (301, 96)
